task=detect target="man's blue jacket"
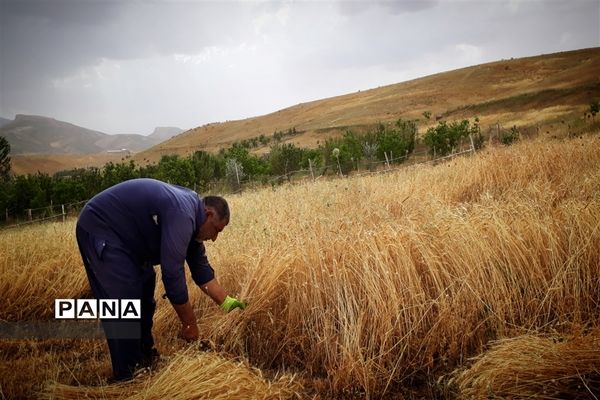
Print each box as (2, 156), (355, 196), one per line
(77, 178), (215, 304)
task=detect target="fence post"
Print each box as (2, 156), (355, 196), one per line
(27, 209), (32, 221)
(384, 152), (390, 169)
(469, 133), (475, 153)
(309, 158), (315, 181)
(62, 204), (66, 223)
(5, 208), (7, 222)
(490, 122), (499, 145)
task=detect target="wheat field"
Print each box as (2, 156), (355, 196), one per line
(1, 135), (599, 399)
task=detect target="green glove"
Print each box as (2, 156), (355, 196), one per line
(220, 295), (247, 313)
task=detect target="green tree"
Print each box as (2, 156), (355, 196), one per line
(500, 125), (520, 146)
(191, 150), (224, 191)
(102, 160), (139, 188)
(375, 119), (417, 163)
(33, 173), (53, 207)
(74, 167), (103, 199)
(258, 134), (271, 146)
(220, 143), (269, 178)
(321, 132), (363, 174)
(299, 148), (322, 170)
(0, 181), (9, 221)
(11, 175), (44, 212)
(0, 136), (11, 182)
(51, 178), (86, 205)
(156, 155), (195, 188)
(423, 119), (473, 157)
(269, 143), (304, 177)
(225, 158), (245, 190)
(470, 117), (485, 150)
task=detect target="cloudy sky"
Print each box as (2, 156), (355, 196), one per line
(0, 0), (598, 135)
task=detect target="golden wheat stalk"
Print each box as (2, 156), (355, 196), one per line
(452, 328), (600, 399)
(43, 350), (304, 400)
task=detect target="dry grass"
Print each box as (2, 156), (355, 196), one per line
(193, 135), (600, 397)
(1, 134), (599, 398)
(0, 223), (89, 320)
(452, 328), (600, 399)
(43, 350), (304, 400)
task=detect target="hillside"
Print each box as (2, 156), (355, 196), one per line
(149, 126), (184, 142)
(9, 153), (134, 175)
(136, 47), (600, 164)
(8, 47), (600, 174)
(1, 115), (103, 154)
(0, 115), (176, 155)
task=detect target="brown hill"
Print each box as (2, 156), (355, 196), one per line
(10, 153), (132, 175)
(10, 48), (600, 174)
(134, 47), (600, 165)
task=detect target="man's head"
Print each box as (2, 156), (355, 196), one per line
(197, 196), (230, 242)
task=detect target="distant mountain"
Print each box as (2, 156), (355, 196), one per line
(0, 117), (12, 128)
(0, 115), (175, 154)
(148, 127), (183, 142)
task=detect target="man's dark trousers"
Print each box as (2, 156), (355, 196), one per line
(76, 224), (157, 381)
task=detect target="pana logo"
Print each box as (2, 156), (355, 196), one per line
(54, 299), (141, 319)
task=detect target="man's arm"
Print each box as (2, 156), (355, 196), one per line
(172, 301), (199, 341)
(199, 278), (227, 305)
(159, 212), (199, 340)
(160, 211), (195, 304)
(187, 241), (247, 313)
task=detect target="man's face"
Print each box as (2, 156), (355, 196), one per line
(197, 207), (228, 242)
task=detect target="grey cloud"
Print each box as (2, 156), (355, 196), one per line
(0, 0), (598, 134)
(337, 1), (371, 16)
(0, 0), (259, 121)
(338, 0), (438, 16)
(1, 1), (257, 79)
(382, 0), (438, 14)
(1, 0), (118, 25)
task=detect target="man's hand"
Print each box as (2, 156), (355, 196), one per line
(220, 296), (247, 312)
(180, 323), (199, 342)
(172, 301), (198, 341)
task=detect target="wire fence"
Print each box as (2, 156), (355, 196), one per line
(1, 200), (88, 230)
(0, 142), (476, 230)
(228, 142), (475, 193)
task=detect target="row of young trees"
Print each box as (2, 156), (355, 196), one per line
(0, 117), (483, 222)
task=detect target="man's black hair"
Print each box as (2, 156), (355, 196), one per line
(203, 196), (230, 222)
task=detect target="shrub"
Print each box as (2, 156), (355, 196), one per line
(375, 119), (417, 163)
(500, 126), (520, 146)
(423, 119), (477, 156)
